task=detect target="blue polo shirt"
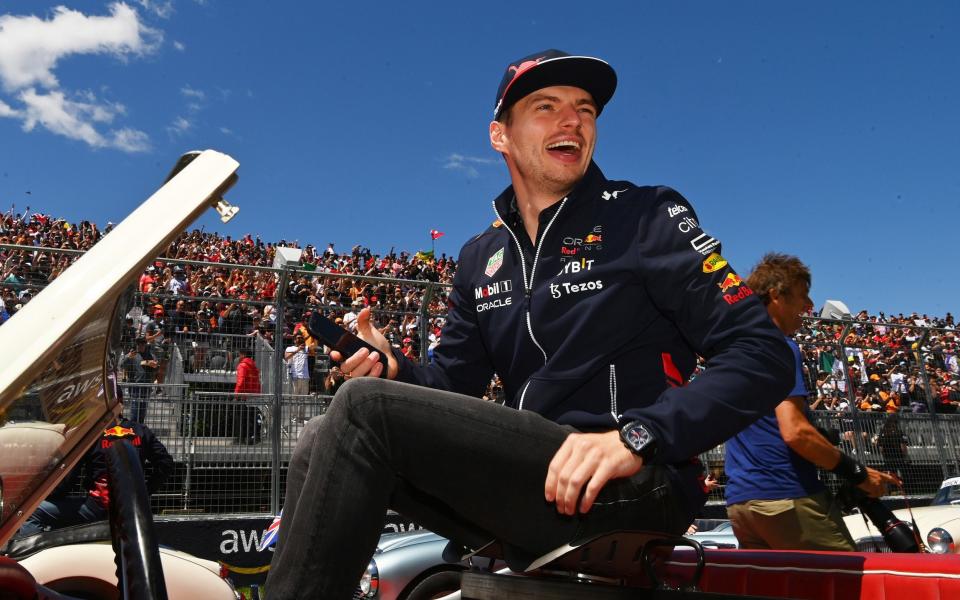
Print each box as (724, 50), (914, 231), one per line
(724, 337), (824, 505)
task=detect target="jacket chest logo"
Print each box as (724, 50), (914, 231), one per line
(485, 247), (504, 277)
(560, 225), (604, 259)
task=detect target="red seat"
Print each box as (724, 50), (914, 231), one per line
(0, 555), (39, 600)
(663, 549), (960, 600)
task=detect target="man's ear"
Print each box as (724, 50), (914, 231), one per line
(489, 121), (508, 153)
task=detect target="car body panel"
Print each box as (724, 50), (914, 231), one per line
(364, 530), (464, 600)
(843, 479), (960, 553)
(19, 543), (236, 599)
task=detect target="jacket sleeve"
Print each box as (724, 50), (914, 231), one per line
(139, 425), (175, 494)
(235, 361), (248, 394)
(622, 187), (794, 464)
(393, 245), (494, 397)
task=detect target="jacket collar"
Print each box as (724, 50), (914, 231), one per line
(493, 161), (607, 222)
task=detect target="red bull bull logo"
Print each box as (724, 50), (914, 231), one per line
(508, 58), (544, 77)
(718, 272), (743, 292)
(103, 425), (136, 438)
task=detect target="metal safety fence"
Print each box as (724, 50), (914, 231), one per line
(3, 242), (959, 516)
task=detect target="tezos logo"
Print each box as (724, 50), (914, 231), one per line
(550, 279), (603, 299)
(667, 204), (688, 217)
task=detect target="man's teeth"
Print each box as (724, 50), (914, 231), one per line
(546, 141), (580, 150)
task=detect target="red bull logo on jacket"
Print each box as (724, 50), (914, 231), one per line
(717, 272), (744, 293)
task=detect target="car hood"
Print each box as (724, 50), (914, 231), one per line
(844, 505), (960, 539)
(375, 530), (442, 553)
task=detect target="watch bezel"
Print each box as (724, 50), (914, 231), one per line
(619, 420), (657, 462)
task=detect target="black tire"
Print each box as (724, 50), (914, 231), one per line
(405, 569), (463, 600)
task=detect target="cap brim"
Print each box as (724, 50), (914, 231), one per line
(496, 55), (617, 119)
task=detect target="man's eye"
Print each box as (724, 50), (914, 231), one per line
(536, 103), (552, 111)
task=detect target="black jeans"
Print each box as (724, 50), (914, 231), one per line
(266, 378), (691, 599)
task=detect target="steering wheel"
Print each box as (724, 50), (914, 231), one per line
(104, 439), (169, 600)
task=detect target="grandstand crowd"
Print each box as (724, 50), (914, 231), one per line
(2, 210), (956, 409)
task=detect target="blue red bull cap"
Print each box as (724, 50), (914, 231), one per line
(494, 49), (617, 120)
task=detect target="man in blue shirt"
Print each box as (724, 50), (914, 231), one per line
(725, 253), (899, 550)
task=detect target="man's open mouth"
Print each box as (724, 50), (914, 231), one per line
(546, 140), (581, 158)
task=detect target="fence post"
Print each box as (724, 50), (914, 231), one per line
(270, 267), (290, 514)
(916, 330), (954, 479)
(418, 284), (435, 367)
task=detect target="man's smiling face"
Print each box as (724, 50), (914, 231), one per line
(492, 85), (597, 198)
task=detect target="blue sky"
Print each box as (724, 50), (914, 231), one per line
(0, 1), (957, 317)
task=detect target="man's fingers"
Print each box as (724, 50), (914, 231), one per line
(356, 308), (375, 340)
(340, 347), (371, 374)
(579, 463), (615, 514)
(545, 439), (574, 503)
(558, 448), (600, 516)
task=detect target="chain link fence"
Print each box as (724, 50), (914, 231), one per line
(3, 243), (959, 516)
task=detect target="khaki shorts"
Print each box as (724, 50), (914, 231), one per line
(728, 491), (855, 551)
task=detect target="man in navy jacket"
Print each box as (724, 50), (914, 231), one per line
(267, 50), (793, 599)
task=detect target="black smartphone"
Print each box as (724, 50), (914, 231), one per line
(307, 313), (389, 377)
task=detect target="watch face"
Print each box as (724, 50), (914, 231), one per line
(625, 424), (651, 451)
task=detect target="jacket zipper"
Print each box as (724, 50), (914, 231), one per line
(609, 364), (620, 421)
(493, 197), (568, 411)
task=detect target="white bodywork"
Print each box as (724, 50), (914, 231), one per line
(19, 543), (236, 599)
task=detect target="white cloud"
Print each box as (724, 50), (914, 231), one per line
(0, 3), (159, 152)
(136, 1), (174, 19)
(167, 115), (191, 136)
(442, 153), (498, 178)
(219, 126), (233, 135)
(180, 85), (205, 101)
(0, 3), (160, 92)
(111, 127), (150, 152)
(173, 40), (185, 51)
(0, 98), (20, 118)
(17, 87), (149, 152)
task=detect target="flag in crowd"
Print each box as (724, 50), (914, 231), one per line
(430, 229), (444, 240)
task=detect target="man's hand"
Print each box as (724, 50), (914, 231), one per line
(544, 430), (643, 515)
(330, 308), (399, 379)
(858, 467), (901, 498)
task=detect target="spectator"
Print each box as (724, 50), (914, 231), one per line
(18, 413), (173, 537)
(234, 348), (263, 444)
(285, 334), (311, 396)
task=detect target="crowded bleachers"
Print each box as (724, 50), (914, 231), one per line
(4, 208), (958, 510)
(3, 208), (957, 408)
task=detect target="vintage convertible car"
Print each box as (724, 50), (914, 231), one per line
(0, 151), (241, 599)
(357, 529), (468, 600)
(844, 476), (960, 553)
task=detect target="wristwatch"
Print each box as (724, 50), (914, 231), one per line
(619, 420), (658, 463)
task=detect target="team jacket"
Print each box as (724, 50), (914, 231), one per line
(395, 162), (793, 466)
